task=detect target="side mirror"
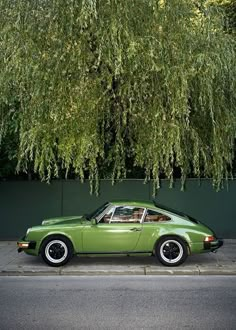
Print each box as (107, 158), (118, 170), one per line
(91, 218), (97, 225)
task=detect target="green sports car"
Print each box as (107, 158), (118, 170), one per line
(17, 200), (223, 267)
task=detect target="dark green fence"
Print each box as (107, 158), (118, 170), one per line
(0, 179), (235, 239)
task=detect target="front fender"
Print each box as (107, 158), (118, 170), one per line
(26, 227), (83, 255)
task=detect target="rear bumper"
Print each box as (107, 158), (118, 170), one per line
(17, 237), (36, 252)
(204, 238), (224, 252)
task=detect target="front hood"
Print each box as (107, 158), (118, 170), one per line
(42, 216), (86, 226)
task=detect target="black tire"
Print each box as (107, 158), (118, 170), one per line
(155, 236), (188, 267)
(40, 235), (73, 267)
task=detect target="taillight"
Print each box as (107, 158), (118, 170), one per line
(204, 236), (215, 242)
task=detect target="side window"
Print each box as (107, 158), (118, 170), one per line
(144, 209), (171, 223)
(111, 206), (144, 223)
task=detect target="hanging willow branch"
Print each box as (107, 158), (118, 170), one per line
(0, 0), (235, 192)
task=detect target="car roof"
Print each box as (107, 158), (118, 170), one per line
(109, 200), (187, 218)
(110, 200), (155, 209)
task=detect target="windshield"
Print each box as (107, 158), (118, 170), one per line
(85, 203), (109, 220)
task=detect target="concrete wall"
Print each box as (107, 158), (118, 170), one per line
(0, 179), (235, 239)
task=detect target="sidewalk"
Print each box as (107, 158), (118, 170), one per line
(0, 240), (236, 276)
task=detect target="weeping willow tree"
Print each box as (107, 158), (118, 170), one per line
(0, 0), (235, 192)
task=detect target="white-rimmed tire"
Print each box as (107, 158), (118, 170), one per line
(155, 236), (188, 267)
(41, 236), (73, 267)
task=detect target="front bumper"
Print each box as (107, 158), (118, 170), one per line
(204, 238), (224, 252)
(17, 237), (36, 252)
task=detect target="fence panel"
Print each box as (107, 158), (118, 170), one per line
(0, 179), (235, 239)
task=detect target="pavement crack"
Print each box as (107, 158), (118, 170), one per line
(196, 266), (200, 275)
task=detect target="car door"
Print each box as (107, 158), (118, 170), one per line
(135, 208), (172, 251)
(82, 205), (144, 253)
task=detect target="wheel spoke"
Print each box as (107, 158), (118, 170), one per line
(169, 242), (175, 250)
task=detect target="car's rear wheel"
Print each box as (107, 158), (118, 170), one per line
(155, 236), (188, 266)
(41, 236), (73, 267)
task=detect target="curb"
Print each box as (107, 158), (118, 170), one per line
(1, 267), (236, 276)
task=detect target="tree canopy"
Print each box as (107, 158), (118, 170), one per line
(0, 0), (235, 192)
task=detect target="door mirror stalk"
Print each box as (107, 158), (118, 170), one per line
(91, 218), (97, 225)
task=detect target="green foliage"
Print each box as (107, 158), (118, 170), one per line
(0, 98), (19, 178)
(209, 0), (236, 33)
(0, 0), (235, 192)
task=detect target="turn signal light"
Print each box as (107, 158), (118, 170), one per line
(204, 236), (215, 242)
(18, 243), (29, 248)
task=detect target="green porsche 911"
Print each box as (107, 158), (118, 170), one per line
(17, 200), (223, 267)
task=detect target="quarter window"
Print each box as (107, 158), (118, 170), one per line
(144, 209), (171, 223)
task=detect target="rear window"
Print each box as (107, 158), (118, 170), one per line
(154, 202), (199, 223)
(186, 215), (199, 224)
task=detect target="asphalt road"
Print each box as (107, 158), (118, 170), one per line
(0, 276), (236, 329)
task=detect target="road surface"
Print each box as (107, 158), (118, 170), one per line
(0, 276), (235, 329)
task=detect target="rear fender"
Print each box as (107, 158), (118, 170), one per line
(153, 234), (191, 255)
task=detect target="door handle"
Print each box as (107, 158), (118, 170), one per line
(130, 227), (142, 232)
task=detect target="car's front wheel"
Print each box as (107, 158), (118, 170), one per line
(41, 236), (73, 267)
(155, 236), (188, 266)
